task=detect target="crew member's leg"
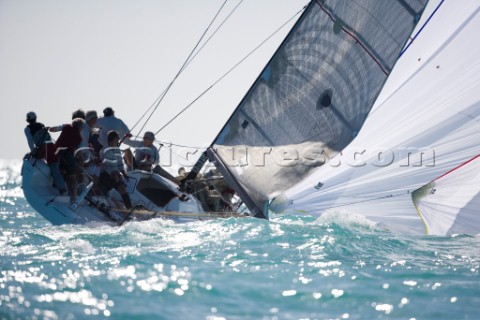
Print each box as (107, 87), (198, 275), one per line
(123, 148), (134, 171)
(111, 171), (132, 208)
(61, 151), (77, 205)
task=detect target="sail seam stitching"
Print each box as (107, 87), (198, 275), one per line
(314, 0), (389, 75)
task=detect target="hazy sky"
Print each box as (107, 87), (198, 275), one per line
(0, 0), (308, 161)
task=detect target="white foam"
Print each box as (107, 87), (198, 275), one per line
(65, 239), (96, 255)
(314, 209), (379, 229)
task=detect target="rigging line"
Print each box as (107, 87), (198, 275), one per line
(128, 90), (164, 137)
(175, 148), (201, 165)
(152, 139), (202, 164)
(319, 191), (410, 211)
(399, 0), (445, 57)
(155, 6), (306, 135)
(157, 140), (208, 149)
(126, 135), (207, 149)
(186, 0), (245, 69)
(128, 0), (245, 138)
(134, 0), (229, 139)
(189, 186), (210, 196)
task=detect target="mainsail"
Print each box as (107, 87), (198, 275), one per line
(207, 0), (428, 218)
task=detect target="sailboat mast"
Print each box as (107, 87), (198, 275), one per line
(186, 1), (314, 218)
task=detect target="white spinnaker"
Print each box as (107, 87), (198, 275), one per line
(412, 155), (480, 236)
(373, 0), (474, 109)
(270, 1), (480, 235)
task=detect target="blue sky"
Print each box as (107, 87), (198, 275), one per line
(0, 0), (307, 160)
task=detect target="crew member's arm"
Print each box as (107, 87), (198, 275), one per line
(48, 124), (64, 133)
(122, 139), (142, 148)
(120, 120), (131, 141)
(153, 146), (160, 165)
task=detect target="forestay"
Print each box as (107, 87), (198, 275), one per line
(210, 0), (428, 217)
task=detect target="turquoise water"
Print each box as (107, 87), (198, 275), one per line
(1, 160), (479, 319)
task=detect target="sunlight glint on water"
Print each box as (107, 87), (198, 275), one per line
(1, 160), (479, 319)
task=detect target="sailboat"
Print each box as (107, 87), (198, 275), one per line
(22, 0), (480, 234)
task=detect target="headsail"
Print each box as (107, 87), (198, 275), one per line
(269, 1), (480, 235)
(209, 0), (428, 217)
(412, 154), (480, 236)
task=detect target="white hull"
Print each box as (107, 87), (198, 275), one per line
(21, 159), (205, 226)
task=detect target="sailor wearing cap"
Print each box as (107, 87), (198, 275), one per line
(24, 111), (43, 152)
(24, 111), (66, 194)
(123, 131), (159, 171)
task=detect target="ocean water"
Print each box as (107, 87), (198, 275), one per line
(1, 160), (479, 320)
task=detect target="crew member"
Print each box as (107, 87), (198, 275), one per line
(99, 130), (132, 209)
(24, 111), (66, 194)
(55, 118), (84, 208)
(96, 107), (131, 147)
(123, 131), (159, 171)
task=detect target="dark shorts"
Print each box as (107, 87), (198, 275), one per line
(59, 150), (76, 175)
(99, 171), (123, 191)
(44, 143), (59, 164)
